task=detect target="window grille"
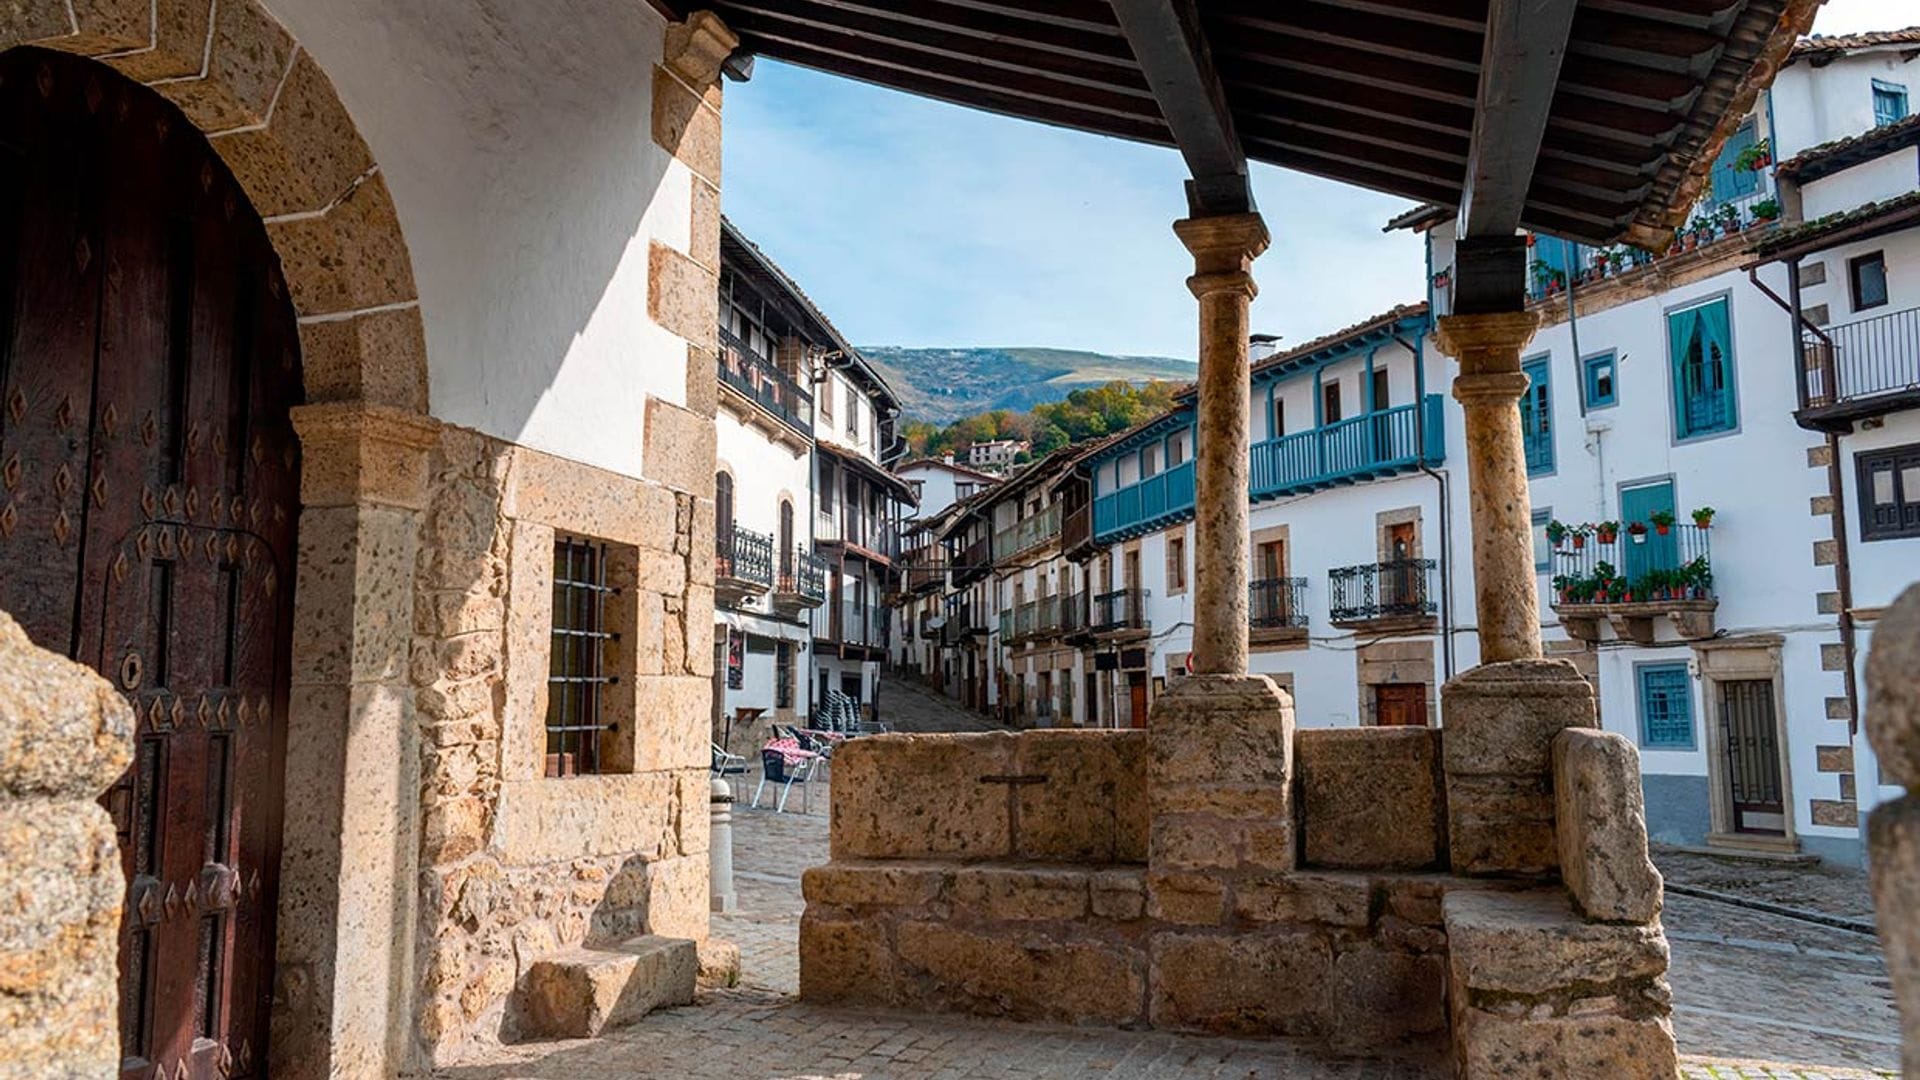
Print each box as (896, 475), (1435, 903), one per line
(547, 536), (619, 777)
(1637, 663), (1695, 750)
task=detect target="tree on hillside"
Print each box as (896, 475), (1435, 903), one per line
(903, 380), (1182, 458)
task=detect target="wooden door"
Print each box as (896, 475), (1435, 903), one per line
(1128, 672), (1148, 729)
(1621, 480), (1676, 584)
(1374, 683), (1428, 727)
(1719, 679), (1786, 834)
(0, 50), (301, 1079)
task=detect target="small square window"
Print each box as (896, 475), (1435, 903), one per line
(1850, 252), (1888, 312)
(1873, 79), (1910, 127)
(1637, 663), (1696, 750)
(1582, 352), (1617, 409)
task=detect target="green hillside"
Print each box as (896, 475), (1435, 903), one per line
(861, 346), (1195, 424)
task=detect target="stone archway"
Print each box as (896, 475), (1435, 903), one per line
(4, 6), (435, 1078)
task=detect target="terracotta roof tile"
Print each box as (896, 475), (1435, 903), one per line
(1791, 27), (1920, 57)
(1776, 112), (1920, 181)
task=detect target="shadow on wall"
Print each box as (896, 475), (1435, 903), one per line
(272, 0), (687, 472)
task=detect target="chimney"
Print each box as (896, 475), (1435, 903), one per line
(1249, 333), (1282, 362)
(943, 453), (954, 466)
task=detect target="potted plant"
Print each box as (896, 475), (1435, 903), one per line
(1595, 520), (1619, 544)
(1552, 574), (1573, 604)
(1649, 509), (1676, 536)
(1716, 204), (1741, 237)
(1594, 562), (1618, 604)
(1691, 506), (1716, 529)
(1433, 268), (1453, 290)
(1546, 520), (1570, 547)
(1684, 557), (1714, 599)
(1570, 523), (1589, 550)
(1626, 521), (1649, 544)
(1751, 197), (1781, 224)
(1607, 248), (1626, 275)
(1735, 137), (1772, 172)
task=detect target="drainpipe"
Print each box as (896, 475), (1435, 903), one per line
(1748, 263), (1861, 738)
(1564, 237), (1589, 419)
(1401, 328), (1455, 681)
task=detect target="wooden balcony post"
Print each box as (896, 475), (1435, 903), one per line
(1174, 212), (1269, 675)
(1435, 310), (1543, 663)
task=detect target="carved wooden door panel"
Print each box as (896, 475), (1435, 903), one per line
(0, 50), (301, 1080)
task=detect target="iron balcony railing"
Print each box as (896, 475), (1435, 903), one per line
(992, 502), (1063, 562)
(1802, 305), (1920, 409)
(1524, 186), (1779, 302)
(1250, 396), (1445, 501)
(1328, 559), (1437, 622)
(718, 327), (813, 434)
(777, 547), (828, 600)
(1250, 577), (1309, 629)
(716, 526), (773, 587)
(1090, 587), (1149, 633)
(1550, 524), (1714, 605)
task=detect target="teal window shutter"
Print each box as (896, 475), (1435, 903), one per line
(1583, 352), (1617, 408)
(1670, 300), (1736, 439)
(1521, 356), (1553, 474)
(1708, 122), (1759, 203)
(1874, 80), (1910, 127)
(1637, 663), (1695, 749)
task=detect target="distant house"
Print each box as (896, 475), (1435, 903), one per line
(967, 438), (1030, 471)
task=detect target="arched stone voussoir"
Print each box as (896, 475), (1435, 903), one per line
(4, 0), (427, 414)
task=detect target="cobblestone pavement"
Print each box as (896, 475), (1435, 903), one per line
(445, 697), (1900, 1079)
(1655, 845), (1876, 920)
(874, 673), (1000, 734)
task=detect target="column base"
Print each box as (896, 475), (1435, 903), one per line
(1148, 675), (1296, 875)
(1441, 660), (1596, 876)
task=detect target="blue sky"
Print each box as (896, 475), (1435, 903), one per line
(717, 0), (1904, 362)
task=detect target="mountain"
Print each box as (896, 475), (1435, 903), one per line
(860, 346), (1196, 424)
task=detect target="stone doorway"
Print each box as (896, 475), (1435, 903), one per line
(0, 49), (303, 1079)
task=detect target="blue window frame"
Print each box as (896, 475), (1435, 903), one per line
(1637, 663), (1696, 750)
(1874, 79), (1910, 127)
(1708, 122), (1760, 204)
(1668, 298), (1737, 440)
(1521, 356), (1553, 475)
(1582, 352), (1618, 409)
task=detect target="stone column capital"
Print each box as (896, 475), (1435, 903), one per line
(1435, 310), (1541, 375)
(1450, 370), (1533, 407)
(1174, 213), (1270, 271)
(290, 403), (441, 510)
(1185, 270), (1258, 301)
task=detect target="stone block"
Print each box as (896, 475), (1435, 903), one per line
(1145, 872), (1227, 926)
(1297, 727), (1445, 871)
(1010, 729), (1147, 863)
(1149, 929), (1331, 1036)
(645, 854), (709, 943)
(647, 239), (719, 351)
(829, 733), (1016, 860)
(1553, 729), (1662, 923)
(0, 612), (134, 799)
(1867, 794), (1920, 1077)
(642, 396), (718, 499)
(1443, 890), (1668, 996)
(1453, 1010), (1679, 1079)
(630, 675), (711, 773)
(651, 65), (723, 186)
(1442, 660), (1596, 778)
(1328, 944), (1448, 1051)
(1232, 872), (1372, 929)
(1867, 584), (1920, 787)
(1448, 774), (1559, 877)
(798, 914), (897, 1004)
(1089, 869), (1147, 921)
(801, 861), (947, 910)
(950, 866), (1089, 921)
(697, 938), (740, 990)
(1149, 674), (1294, 791)
(516, 936), (696, 1038)
(894, 922), (1145, 1026)
(266, 173), (416, 317)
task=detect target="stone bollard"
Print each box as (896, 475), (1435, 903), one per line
(0, 611), (136, 1076)
(710, 778), (736, 914)
(1865, 583), (1920, 1077)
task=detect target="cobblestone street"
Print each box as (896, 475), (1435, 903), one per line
(442, 693), (1901, 1079)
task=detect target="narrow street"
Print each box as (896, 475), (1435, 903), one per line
(444, 690), (1900, 1080)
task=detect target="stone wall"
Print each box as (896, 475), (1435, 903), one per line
(0, 612), (134, 1076)
(410, 427), (714, 1065)
(800, 669), (1677, 1074)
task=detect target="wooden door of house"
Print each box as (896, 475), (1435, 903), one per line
(1374, 683), (1428, 727)
(1719, 679), (1787, 834)
(0, 51), (301, 1079)
(1128, 672), (1148, 729)
(1621, 480), (1676, 584)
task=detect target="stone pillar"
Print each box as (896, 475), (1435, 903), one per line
(1866, 583), (1920, 1076)
(273, 402), (440, 1079)
(1434, 311), (1543, 664)
(0, 612), (134, 1076)
(1173, 214), (1269, 676)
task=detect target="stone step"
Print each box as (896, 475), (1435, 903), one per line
(519, 935), (698, 1038)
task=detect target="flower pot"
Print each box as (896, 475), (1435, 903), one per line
(1630, 532), (1646, 545)
(1572, 534), (1586, 550)
(1655, 523), (1671, 536)
(1596, 529), (1617, 545)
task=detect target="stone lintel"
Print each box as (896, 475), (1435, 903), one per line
(290, 402), (440, 510)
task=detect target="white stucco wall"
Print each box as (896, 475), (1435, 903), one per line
(269, 0), (696, 478)
(1771, 50), (1920, 158)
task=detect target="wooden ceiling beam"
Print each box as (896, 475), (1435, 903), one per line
(1239, 137), (1464, 206)
(1236, 110), (1469, 166)
(723, 0), (1148, 92)
(1228, 72), (1476, 137)
(745, 38), (1170, 143)
(747, 0), (1132, 61)
(1215, 36), (1479, 105)
(1108, 0), (1251, 215)
(1458, 0), (1580, 238)
(1557, 53), (1700, 106)
(1210, 0), (1484, 71)
(738, 21), (1162, 122)
(1566, 9), (1726, 71)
